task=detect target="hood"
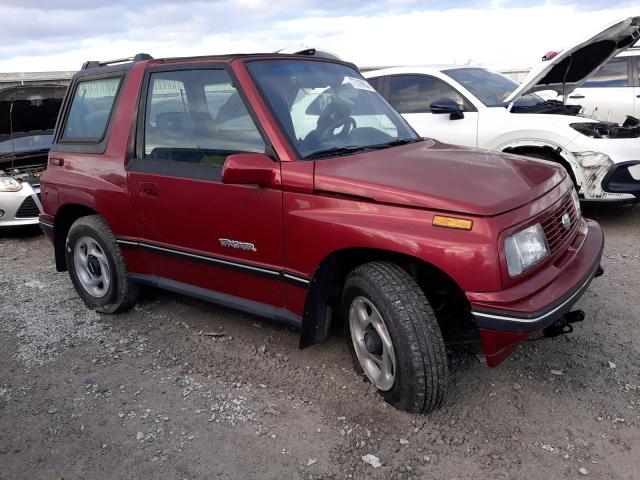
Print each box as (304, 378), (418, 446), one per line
(505, 16), (640, 103)
(313, 140), (565, 216)
(0, 84), (65, 164)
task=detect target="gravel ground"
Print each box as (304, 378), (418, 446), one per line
(1, 205), (639, 479)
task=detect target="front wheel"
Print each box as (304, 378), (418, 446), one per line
(66, 215), (140, 313)
(343, 262), (448, 413)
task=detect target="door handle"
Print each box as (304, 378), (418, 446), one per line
(569, 94), (585, 99)
(140, 182), (159, 197)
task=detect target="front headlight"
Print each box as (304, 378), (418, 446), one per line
(573, 152), (613, 200)
(0, 177), (22, 192)
(504, 223), (549, 277)
(574, 151), (611, 168)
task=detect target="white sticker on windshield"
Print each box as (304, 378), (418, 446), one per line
(342, 76), (375, 91)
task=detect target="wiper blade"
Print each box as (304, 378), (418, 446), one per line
(302, 138), (425, 160)
(303, 145), (372, 160)
(367, 137), (425, 150)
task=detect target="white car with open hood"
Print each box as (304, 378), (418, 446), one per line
(546, 41), (639, 124)
(0, 84), (66, 227)
(363, 17), (640, 203)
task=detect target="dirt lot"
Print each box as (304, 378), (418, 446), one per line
(1, 205), (639, 480)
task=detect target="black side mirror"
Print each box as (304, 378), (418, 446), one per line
(430, 98), (464, 120)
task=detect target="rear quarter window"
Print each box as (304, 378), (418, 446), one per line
(61, 76), (122, 142)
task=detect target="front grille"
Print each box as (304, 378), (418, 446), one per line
(15, 196), (40, 218)
(541, 193), (579, 254)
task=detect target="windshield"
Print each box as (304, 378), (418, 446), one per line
(247, 59), (419, 159)
(443, 68), (545, 108)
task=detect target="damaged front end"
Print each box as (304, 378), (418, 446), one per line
(568, 116), (640, 201)
(570, 116), (640, 139)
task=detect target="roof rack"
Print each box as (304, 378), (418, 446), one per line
(81, 53), (153, 70)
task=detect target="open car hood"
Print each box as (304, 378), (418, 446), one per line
(505, 16), (640, 103)
(0, 84), (65, 166)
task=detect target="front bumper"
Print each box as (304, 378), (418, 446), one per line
(564, 134), (640, 201)
(601, 160), (640, 199)
(0, 182), (42, 227)
(468, 219), (604, 366)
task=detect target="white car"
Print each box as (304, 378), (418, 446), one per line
(363, 17), (640, 203)
(1, 85), (65, 227)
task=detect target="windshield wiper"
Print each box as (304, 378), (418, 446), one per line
(368, 137), (425, 149)
(303, 145), (373, 160)
(302, 138), (425, 160)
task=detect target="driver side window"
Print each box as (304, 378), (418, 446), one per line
(387, 75), (474, 114)
(143, 69), (265, 169)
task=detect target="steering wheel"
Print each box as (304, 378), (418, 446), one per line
(316, 100), (356, 142)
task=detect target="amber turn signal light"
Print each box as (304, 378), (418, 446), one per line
(432, 215), (473, 230)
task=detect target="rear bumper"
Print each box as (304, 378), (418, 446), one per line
(469, 219), (604, 366)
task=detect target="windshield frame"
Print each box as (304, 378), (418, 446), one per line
(244, 57), (420, 160)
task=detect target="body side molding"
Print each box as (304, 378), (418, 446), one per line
(117, 238), (310, 288)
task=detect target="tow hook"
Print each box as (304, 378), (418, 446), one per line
(543, 310), (585, 338)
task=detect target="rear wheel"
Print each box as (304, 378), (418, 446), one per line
(66, 215), (140, 313)
(343, 261), (448, 413)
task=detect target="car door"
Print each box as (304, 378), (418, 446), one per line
(127, 65), (286, 308)
(373, 74), (479, 147)
(566, 56), (634, 124)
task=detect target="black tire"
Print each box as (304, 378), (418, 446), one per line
(342, 261), (448, 413)
(65, 215), (140, 314)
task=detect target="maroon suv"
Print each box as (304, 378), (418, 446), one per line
(39, 51), (604, 412)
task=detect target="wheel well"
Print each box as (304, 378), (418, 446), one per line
(502, 145), (577, 186)
(300, 248), (475, 348)
(53, 204), (97, 272)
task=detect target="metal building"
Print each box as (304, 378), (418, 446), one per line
(0, 71), (74, 89)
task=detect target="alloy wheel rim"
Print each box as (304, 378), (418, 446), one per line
(349, 296), (396, 391)
(73, 236), (111, 298)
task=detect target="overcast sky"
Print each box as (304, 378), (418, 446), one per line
(0, 1), (637, 72)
